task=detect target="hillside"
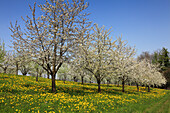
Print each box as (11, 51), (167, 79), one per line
(0, 74), (170, 113)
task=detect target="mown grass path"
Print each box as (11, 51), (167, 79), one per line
(143, 91), (170, 113)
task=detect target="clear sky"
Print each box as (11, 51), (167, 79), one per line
(0, 0), (170, 56)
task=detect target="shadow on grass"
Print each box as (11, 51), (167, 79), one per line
(0, 74), (143, 96)
(54, 84), (140, 96)
(1, 82), (138, 96)
(0, 76), (9, 79)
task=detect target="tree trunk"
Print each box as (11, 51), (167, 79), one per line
(128, 81), (131, 86)
(63, 76), (66, 84)
(16, 62), (18, 75)
(36, 68), (38, 82)
(136, 82), (139, 92)
(73, 76), (76, 82)
(51, 73), (56, 93)
(97, 79), (101, 93)
(21, 69), (27, 76)
(122, 78), (125, 92)
(47, 71), (49, 79)
(107, 79), (110, 87)
(39, 72), (42, 77)
(51, 62), (62, 93)
(22, 72), (27, 76)
(89, 77), (92, 83)
(4, 68), (7, 74)
(147, 86), (150, 92)
(117, 81), (119, 87)
(36, 75), (38, 81)
(81, 76), (84, 85)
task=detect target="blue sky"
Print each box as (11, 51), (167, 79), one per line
(0, 0), (170, 56)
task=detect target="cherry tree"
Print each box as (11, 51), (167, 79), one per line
(10, 0), (89, 92)
(111, 37), (136, 92)
(72, 64), (89, 84)
(68, 9), (91, 84)
(57, 63), (70, 83)
(18, 53), (32, 76)
(0, 40), (5, 66)
(75, 24), (113, 93)
(137, 60), (166, 92)
(0, 50), (14, 74)
(27, 61), (46, 81)
(103, 76), (111, 86)
(130, 59), (166, 92)
(12, 51), (20, 75)
(130, 60), (143, 91)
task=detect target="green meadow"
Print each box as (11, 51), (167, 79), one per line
(0, 74), (170, 113)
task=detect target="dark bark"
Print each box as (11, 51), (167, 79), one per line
(89, 77), (92, 83)
(136, 82), (139, 92)
(107, 79), (110, 87)
(97, 79), (101, 93)
(21, 67), (28, 76)
(122, 78), (125, 92)
(3, 67), (7, 74)
(51, 63), (62, 93)
(73, 76), (77, 82)
(47, 71), (49, 79)
(36, 68), (38, 82)
(147, 86), (150, 92)
(22, 71), (27, 76)
(51, 73), (56, 93)
(81, 76), (84, 85)
(39, 71), (42, 77)
(117, 81), (119, 87)
(36, 75), (38, 81)
(52, 19), (57, 93)
(128, 81), (131, 86)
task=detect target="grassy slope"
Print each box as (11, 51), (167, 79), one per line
(0, 74), (170, 113)
(116, 91), (170, 113)
(143, 92), (170, 113)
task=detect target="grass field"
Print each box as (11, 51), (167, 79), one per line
(0, 74), (170, 113)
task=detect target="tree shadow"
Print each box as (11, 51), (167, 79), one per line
(0, 74), (143, 96)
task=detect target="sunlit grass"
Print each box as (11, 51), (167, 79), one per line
(0, 73), (169, 113)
